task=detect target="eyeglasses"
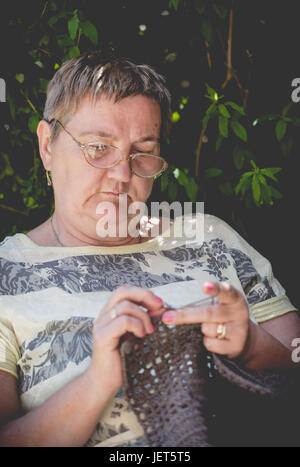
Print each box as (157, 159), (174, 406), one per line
(48, 119), (168, 179)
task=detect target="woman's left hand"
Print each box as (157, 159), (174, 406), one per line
(161, 281), (251, 359)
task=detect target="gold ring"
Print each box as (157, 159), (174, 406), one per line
(216, 323), (226, 340)
(110, 307), (118, 320)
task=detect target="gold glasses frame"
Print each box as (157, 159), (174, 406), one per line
(47, 119), (168, 179)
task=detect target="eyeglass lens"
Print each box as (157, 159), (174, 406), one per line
(85, 145), (165, 176)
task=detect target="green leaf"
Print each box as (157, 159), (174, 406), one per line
(160, 172), (168, 192)
(169, 0), (180, 10)
(68, 46), (80, 59)
(39, 78), (49, 93)
(186, 177), (198, 202)
(219, 182), (233, 196)
(269, 186), (282, 199)
(218, 115), (228, 138)
(39, 34), (49, 46)
(282, 102), (292, 117)
(81, 20), (98, 45)
(235, 175), (251, 197)
(215, 134), (223, 152)
(174, 168), (198, 201)
(241, 171), (255, 179)
(231, 119), (247, 142)
(28, 114), (39, 133)
(7, 94), (15, 120)
(1, 153), (14, 177)
(260, 167), (281, 182)
(57, 35), (74, 47)
(218, 104), (230, 118)
(275, 119), (287, 141)
(260, 183), (272, 204)
(257, 173), (267, 186)
(48, 16), (58, 26)
(233, 146), (245, 170)
(212, 4), (227, 19)
(280, 136), (293, 156)
(26, 196), (35, 208)
(202, 103), (216, 126)
(205, 83), (216, 99)
(204, 168), (222, 178)
(193, 0), (206, 14)
(68, 15), (79, 40)
(200, 18), (213, 43)
(15, 73), (24, 84)
(224, 101), (245, 115)
(252, 174), (261, 204)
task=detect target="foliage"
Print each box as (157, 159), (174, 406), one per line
(0, 0), (299, 239)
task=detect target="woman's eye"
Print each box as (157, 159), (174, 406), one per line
(134, 149), (151, 155)
(87, 144), (110, 159)
(96, 143), (109, 151)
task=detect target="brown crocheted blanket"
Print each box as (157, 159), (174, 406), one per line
(120, 317), (300, 447)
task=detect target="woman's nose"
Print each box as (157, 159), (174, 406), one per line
(106, 155), (132, 183)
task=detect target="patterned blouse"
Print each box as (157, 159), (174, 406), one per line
(0, 214), (297, 446)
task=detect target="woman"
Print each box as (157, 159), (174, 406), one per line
(0, 53), (299, 447)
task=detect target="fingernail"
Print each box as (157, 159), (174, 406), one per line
(154, 296), (163, 304)
(204, 281), (214, 291)
(149, 323), (155, 333)
(162, 312), (175, 323)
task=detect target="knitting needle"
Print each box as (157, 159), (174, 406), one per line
(161, 295), (217, 311)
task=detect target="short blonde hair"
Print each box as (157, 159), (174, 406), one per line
(43, 52), (172, 142)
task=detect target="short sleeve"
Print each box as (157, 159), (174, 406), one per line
(207, 215), (298, 323)
(0, 315), (20, 378)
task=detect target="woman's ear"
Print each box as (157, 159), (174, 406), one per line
(36, 120), (53, 171)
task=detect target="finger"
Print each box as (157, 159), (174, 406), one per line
(97, 315), (147, 351)
(161, 303), (234, 325)
(102, 300), (154, 334)
(203, 281), (242, 305)
(202, 336), (232, 355)
(203, 334), (247, 359)
(201, 322), (230, 339)
(109, 315), (147, 344)
(148, 304), (171, 318)
(100, 284), (164, 316)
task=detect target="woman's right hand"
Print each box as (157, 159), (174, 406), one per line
(87, 284), (164, 395)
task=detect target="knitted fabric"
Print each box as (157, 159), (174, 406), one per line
(121, 318), (210, 447)
(120, 317), (300, 447)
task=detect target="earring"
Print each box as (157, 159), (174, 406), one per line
(46, 170), (52, 186)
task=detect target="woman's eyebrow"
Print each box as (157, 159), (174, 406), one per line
(78, 131), (160, 144)
(78, 130), (114, 139)
(135, 135), (161, 144)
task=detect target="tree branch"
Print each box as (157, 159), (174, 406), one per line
(221, 8), (233, 89)
(0, 204), (29, 216)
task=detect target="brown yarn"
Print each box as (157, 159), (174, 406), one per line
(120, 316), (300, 447)
(120, 317), (211, 447)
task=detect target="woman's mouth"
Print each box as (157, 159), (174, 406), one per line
(102, 192), (122, 196)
